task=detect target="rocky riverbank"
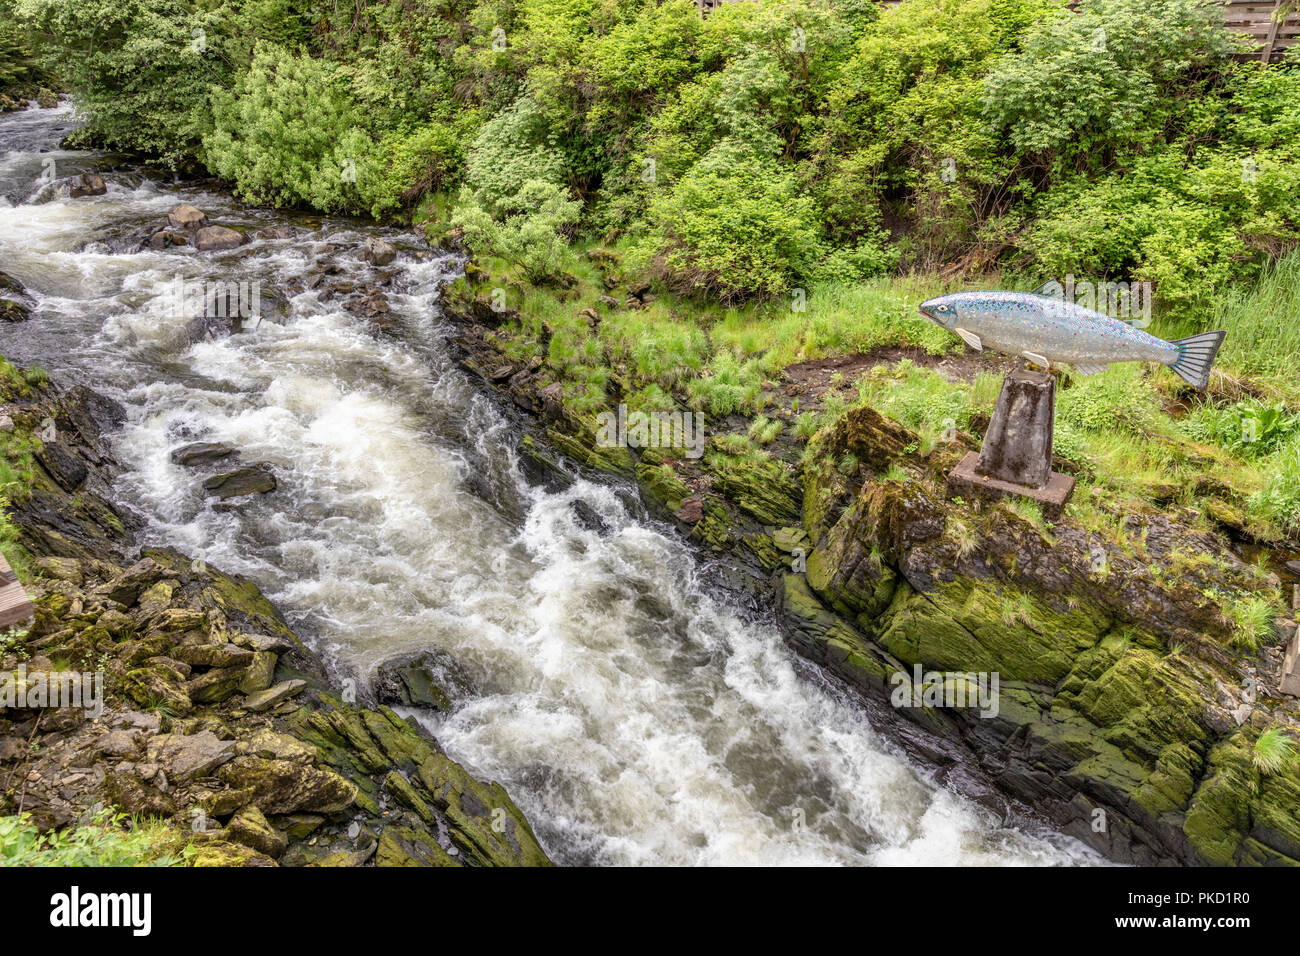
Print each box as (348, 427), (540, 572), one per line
(0, 364), (551, 866)
(439, 263), (1300, 867)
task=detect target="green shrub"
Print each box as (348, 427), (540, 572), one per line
(452, 179), (581, 284)
(1058, 365), (1163, 435)
(649, 143), (824, 302)
(464, 95), (566, 217)
(204, 43), (372, 211)
(982, 0), (1233, 172)
(1183, 401), (1300, 457)
(14, 0), (233, 165)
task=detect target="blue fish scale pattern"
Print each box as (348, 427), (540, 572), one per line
(924, 291), (1175, 367)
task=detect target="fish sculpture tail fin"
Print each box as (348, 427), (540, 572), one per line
(1170, 331), (1227, 390)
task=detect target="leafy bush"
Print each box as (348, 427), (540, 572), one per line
(982, 0), (1234, 172)
(13, 0), (233, 165)
(649, 143), (823, 302)
(0, 5), (47, 102)
(204, 44), (372, 211)
(463, 96), (565, 217)
(452, 179), (580, 284)
(1183, 401), (1300, 456)
(356, 119), (474, 220)
(1058, 365), (1163, 435)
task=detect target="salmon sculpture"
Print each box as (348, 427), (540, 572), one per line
(918, 289), (1226, 389)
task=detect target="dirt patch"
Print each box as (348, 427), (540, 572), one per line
(774, 345), (1011, 417)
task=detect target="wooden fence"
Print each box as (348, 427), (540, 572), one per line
(1223, 0), (1299, 62)
(702, 0), (1299, 63)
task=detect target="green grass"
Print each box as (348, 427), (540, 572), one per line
(709, 276), (955, 374)
(1252, 728), (1295, 776)
(0, 809), (191, 866)
(1226, 594), (1276, 651)
(853, 360), (980, 451)
(1202, 249), (1300, 383)
(1248, 433), (1300, 537)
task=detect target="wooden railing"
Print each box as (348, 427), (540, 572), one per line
(1224, 0), (1299, 62)
(715, 0), (1299, 64)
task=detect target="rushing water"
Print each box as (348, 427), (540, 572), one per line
(0, 103), (1099, 866)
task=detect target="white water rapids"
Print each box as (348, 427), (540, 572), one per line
(0, 103), (1099, 865)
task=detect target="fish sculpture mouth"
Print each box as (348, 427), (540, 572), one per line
(917, 297), (953, 325)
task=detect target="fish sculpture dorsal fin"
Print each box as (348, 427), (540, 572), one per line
(1030, 280), (1062, 298)
(954, 327), (982, 350)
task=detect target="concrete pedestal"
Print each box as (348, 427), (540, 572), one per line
(1281, 628), (1300, 697)
(947, 368), (1075, 518)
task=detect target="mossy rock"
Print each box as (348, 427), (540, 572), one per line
(635, 461), (690, 514)
(416, 751), (551, 867)
(545, 424), (633, 476)
(189, 840), (277, 867)
(780, 574), (893, 696)
(1184, 728), (1300, 865)
(707, 454), (800, 526)
(376, 825), (461, 867)
(876, 579), (1107, 685)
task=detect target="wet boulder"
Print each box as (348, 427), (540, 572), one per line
(360, 237), (397, 266)
(35, 441), (89, 491)
(0, 271), (24, 297)
(374, 649), (475, 712)
(167, 204), (206, 230)
(67, 173), (106, 197)
(0, 299), (30, 322)
(203, 465), (277, 499)
(146, 230), (188, 250)
(171, 441), (236, 467)
(253, 225), (296, 241)
(194, 225), (246, 252)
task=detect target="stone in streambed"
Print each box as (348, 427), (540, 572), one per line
(360, 237), (397, 266)
(146, 230), (188, 250)
(194, 225), (246, 251)
(67, 173), (106, 197)
(171, 441), (236, 467)
(374, 649), (474, 711)
(253, 225), (296, 241)
(167, 204), (206, 230)
(0, 299), (30, 322)
(203, 465), (276, 499)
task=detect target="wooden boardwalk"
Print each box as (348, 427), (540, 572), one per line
(0, 551), (33, 630)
